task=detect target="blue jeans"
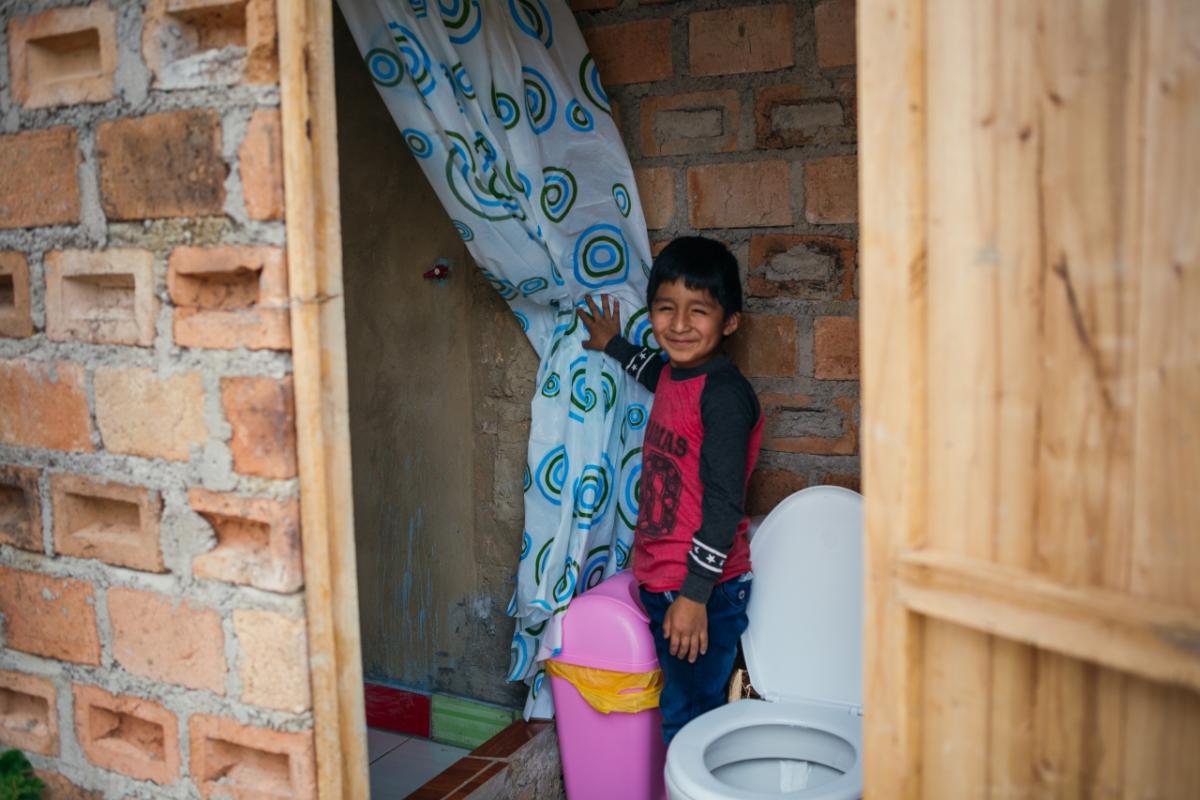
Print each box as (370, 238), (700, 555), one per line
(640, 578), (752, 745)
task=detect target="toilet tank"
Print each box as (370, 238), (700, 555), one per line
(741, 486), (864, 712)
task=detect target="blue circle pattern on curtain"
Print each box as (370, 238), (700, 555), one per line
(339, 0), (656, 719)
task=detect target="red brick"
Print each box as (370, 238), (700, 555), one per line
(640, 90), (740, 157)
(814, 315), (859, 379)
(94, 368), (207, 461)
(634, 167), (675, 231)
(239, 109), (284, 220)
(7, 2), (117, 109)
(571, 0), (619, 8)
(51, 474), (164, 572)
(45, 249), (158, 347)
(0, 465), (41, 552)
(0, 669), (58, 755)
(34, 771), (101, 800)
(0, 360), (93, 452)
(820, 472), (861, 492)
(747, 468), (808, 517)
(689, 5), (794, 77)
(0, 567), (100, 664)
(108, 587), (226, 693)
(74, 684), (180, 784)
(233, 609), (310, 712)
(189, 715), (316, 799)
(0, 252), (34, 338)
(688, 161), (791, 229)
(0, 128), (81, 229)
(143, 0), (277, 87)
(762, 395), (857, 455)
(189, 488), (302, 593)
(815, 0), (857, 68)
(583, 20), (672, 86)
(221, 376), (299, 479)
(748, 234), (856, 300)
(169, 245), (290, 350)
(727, 314), (797, 377)
(804, 154), (858, 224)
(96, 110), (226, 220)
(755, 85), (847, 149)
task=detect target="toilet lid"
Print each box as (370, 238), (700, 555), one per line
(743, 487), (863, 711)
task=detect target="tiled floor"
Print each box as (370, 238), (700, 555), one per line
(368, 728), (470, 799)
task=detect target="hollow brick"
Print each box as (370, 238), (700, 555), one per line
(189, 488), (302, 593)
(747, 468), (809, 518)
(168, 245), (290, 350)
(73, 684), (180, 784)
(687, 162), (792, 229)
(45, 249), (157, 347)
(634, 166), (675, 231)
(233, 609), (310, 712)
(0, 566), (100, 664)
(7, 2), (117, 109)
(688, 5), (794, 78)
(190, 715), (316, 799)
(0, 360), (93, 453)
(0, 252), (34, 338)
(0, 669), (58, 756)
(96, 110), (226, 221)
(754, 85), (848, 150)
(814, 315), (859, 380)
(748, 234), (856, 301)
(108, 587), (226, 693)
(0, 465), (42, 552)
(0, 128), (81, 230)
(815, 0), (857, 68)
(143, 0), (278, 89)
(221, 376), (298, 479)
(94, 368), (207, 461)
(727, 314), (798, 378)
(640, 90), (740, 158)
(33, 770), (102, 800)
(51, 474), (164, 572)
(238, 109), (285, 221)
(804, 155), (858, 224)
(582, 20), (672, 86)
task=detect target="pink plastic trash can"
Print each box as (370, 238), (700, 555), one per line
(550, 570), (666, 800)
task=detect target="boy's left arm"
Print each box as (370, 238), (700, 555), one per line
(680, 372), (760, 605)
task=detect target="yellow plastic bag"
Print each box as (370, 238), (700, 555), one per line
(546, 660), (664, 714)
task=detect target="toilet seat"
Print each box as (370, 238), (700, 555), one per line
(665, 699), (861, 799)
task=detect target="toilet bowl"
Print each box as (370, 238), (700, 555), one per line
(665, 486), (864, 800)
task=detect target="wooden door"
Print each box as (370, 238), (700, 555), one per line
(859, 0), (1199, 796)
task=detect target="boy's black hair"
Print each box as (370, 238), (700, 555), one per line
(647, 236), (743, 316)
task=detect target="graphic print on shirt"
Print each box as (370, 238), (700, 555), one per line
(638, 450), (683, 538)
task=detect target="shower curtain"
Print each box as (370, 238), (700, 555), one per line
(337, 0), (655, 718)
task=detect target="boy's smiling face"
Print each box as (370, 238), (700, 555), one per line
(650, 279), (740, 370)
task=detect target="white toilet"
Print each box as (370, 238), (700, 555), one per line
(664, 486), (864, 800)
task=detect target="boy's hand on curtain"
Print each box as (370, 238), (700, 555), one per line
(663, 595), (708, 663)
(578, 294), (622, 352)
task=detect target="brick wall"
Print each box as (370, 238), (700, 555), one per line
(574, 0), (861, 510)
(0, 1), (315, 798)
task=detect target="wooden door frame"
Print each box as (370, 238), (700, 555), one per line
(278, 0), (370, 797)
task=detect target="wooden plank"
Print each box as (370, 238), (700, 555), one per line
(277, 0), (369, 797)
(921, 0), (995, 792)
(857, 0), (926, 795)
(896, 550), (1200, 690)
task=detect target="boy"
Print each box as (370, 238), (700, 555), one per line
(578, 236), (763, 744)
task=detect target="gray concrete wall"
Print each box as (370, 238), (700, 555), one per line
(334, 8), (533, 708)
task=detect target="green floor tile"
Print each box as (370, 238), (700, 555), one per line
(430, 694), (519, 750)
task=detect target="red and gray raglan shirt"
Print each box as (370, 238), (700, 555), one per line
(604, 337), (764, 604)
